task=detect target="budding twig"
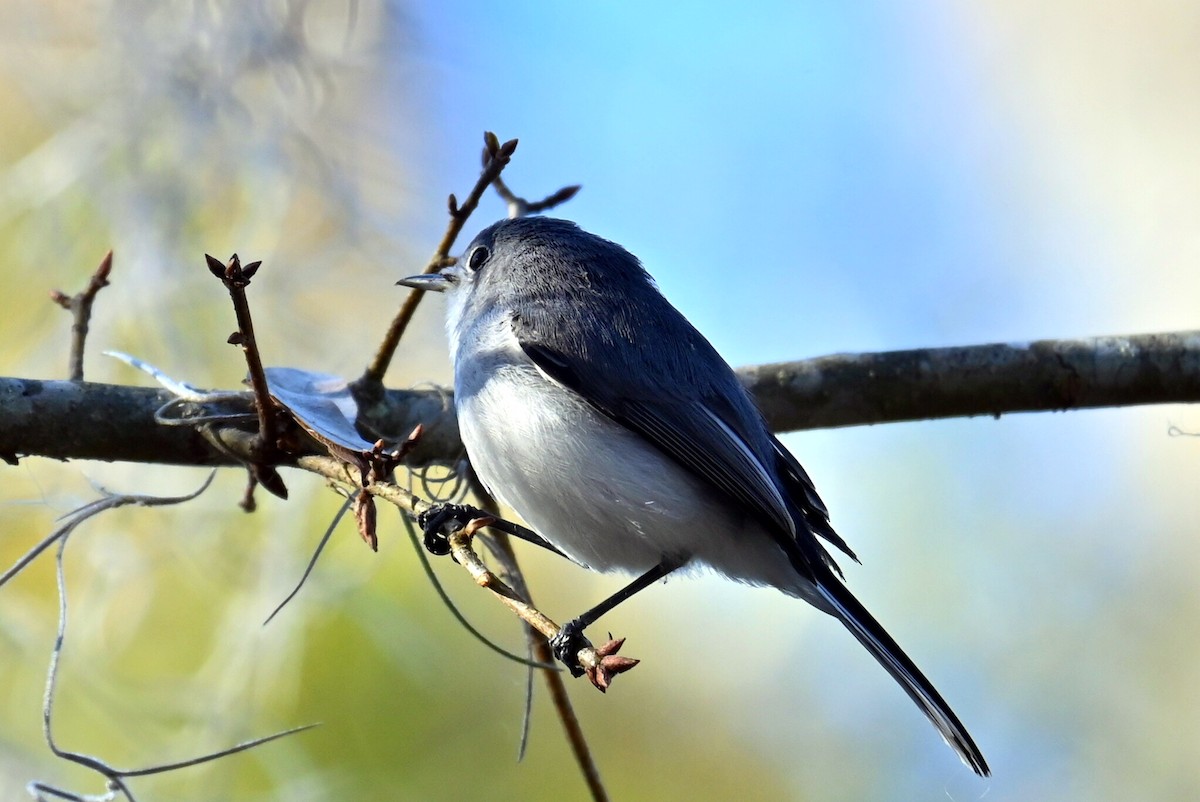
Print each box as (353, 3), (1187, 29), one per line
(359, 132), (519, 388)
(492, 175), (581, 220)
(205, 253), (288, 501)
(50, 250), (113, 382)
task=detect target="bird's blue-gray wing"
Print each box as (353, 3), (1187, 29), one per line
(516, 330), (846, 576)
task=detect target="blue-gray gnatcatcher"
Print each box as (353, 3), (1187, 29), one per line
(399, 216), (988, 775)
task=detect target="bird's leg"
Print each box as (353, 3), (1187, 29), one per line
(551, 557), (683, 676)
(418, 503), (564, 557)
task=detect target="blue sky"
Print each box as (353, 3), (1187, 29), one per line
(410, 2), (1048, 366)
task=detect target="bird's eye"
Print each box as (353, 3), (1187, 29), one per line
(467, 245), (490, 272)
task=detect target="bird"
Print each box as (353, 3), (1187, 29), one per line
(398, 215), (989, 775)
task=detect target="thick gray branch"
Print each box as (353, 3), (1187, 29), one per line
(1, 330), (1197, 468)
(743, 330), (1200, 430)
(0, 380), (458, 467)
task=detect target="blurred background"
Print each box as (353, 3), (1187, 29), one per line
(1, 1), (1198, 799)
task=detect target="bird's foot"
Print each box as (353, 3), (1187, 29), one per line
(416, 503), (481, 556)
(549, 618), (591, 678)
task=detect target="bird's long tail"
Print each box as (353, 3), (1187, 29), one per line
(815, 571), (990, 776)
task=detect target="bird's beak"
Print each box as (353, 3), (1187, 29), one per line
(396, 272), (454, 292)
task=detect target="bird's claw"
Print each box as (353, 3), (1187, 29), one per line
(549, 619), (591, 677)
(417, 503), (479, 556)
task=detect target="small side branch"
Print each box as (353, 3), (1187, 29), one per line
(204, 253), (288, 501)
(491, 175), (580, 220)
(0, 473), (217, 590)
(359, 132), (519, 388)
(204, 254), (276, 449)
(50, 250), (113, 382)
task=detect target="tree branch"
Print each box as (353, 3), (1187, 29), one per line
(3, 331), (1197, 468)
(742, 330), (1200, 430)
(0, 379), (457, 467)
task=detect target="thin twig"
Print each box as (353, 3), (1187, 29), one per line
(204, 254), (275, 446)
(358, 132), (519, 388)
(262, 492), (355, 625)
(491, 175), (581, 220)
(204, 253), (288, 501)
(43, 532), (136, 802)
(298, 455), (423, 517)
(446, 521), (637, 692)
(0, 473), (217, 590)
(50, 250), (113, 382)
(115, 725), (318, 778)
(399, 512), (554, 668)
(535, 630), (608, 798)
(445, 523), (563, 641)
